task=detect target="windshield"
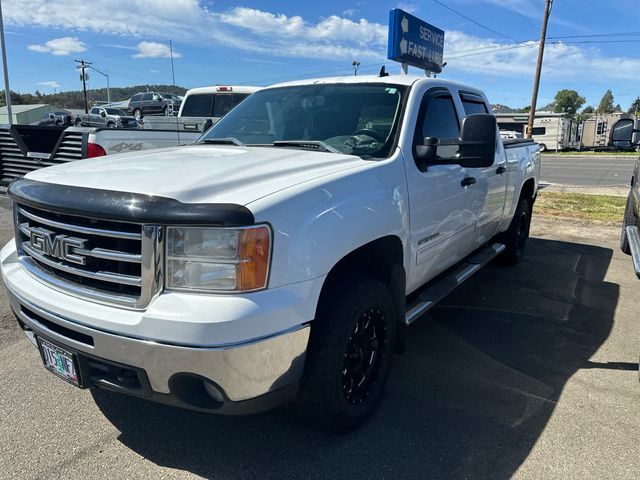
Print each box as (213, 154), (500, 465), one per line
(106, 108), (126, 116)
(199, 83), (407, 158)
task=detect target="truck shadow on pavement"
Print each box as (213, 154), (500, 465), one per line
(92, 237), (618, 479)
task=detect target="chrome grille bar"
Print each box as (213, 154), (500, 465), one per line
(18, 207), (141, 240)
(22, 243), (142, 287)
(18, 222), (141, 263)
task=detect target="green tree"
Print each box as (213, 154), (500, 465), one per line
(577, 105), (595, 123)
(597, 90), (615, 114)
(552, 89), (585, 117)
(628, 97), (640, 114)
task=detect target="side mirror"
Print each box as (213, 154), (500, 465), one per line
(457, 114), (497, 168)
(415, 137), (439, 170)
(610, 118), (637, 149)
(100, 111), (106, 117)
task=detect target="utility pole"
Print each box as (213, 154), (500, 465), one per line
(74, 59), (92, 113)
(89, 65), (110, 104)
(526, 0), (553, 139)
(169, 40), (176, 86)
(0, 0), (12, 124)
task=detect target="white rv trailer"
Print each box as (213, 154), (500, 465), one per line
(495, 112), (580, 152)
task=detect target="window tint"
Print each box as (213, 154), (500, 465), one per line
(462, 100), (488, 115)
(131, 94), (141, 102)
(420, 96), (460, 140)
(214, 94), (234, 117)
(531, 127), (546, 135)
(181, 94), (214, 117)
(416, 93), (460, 160)
(141, 93), (153, 101)
(233, 94), (250, 106)
(90, 107), (99, 114)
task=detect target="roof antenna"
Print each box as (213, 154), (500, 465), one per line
(379, 65), (389, 77)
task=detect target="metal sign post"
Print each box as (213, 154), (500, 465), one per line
(387, 9), (445, 76)
(0, 0), (12, 124)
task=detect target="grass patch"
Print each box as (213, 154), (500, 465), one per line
(534, 191), (626, 222)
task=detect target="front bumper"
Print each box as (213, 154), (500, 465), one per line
(8, 288), (310, 413)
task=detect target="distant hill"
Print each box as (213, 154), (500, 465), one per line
(0, 85), (189, 110)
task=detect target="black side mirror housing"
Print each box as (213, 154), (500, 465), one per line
(610, 118), (638, 149)
(415, 137), (439, 170)
(100, 111), (106, 117)
(457, 114), (497, 168)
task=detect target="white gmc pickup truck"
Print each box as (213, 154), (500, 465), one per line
(1, 74), (540, 429)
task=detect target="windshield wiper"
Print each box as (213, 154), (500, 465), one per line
(201, 137), (245, 146)
(271, 140), (339, 153)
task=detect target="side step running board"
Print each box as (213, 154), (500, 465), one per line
(626, 226), (640, 279)
(405, 243), (506, 325)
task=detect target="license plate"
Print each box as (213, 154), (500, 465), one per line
(37, 337), (82, 387)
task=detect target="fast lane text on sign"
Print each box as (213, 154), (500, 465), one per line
(387, 9), (445, 74)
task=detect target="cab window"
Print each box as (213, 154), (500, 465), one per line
(415, 91), (460, 160)
(90, 107), (99, 114)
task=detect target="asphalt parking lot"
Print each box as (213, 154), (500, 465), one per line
(1, 212), (639, 480)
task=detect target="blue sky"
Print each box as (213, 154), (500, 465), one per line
(2, 0), (640, 109)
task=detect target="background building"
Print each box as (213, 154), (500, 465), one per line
(0, 104), (58, 125)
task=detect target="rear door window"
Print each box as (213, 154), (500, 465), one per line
(181, 94), (214, 117)
(90, 107), (99, 114)
(141, 93), (153, 101)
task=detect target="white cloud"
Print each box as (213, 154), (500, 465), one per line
(36, 80), (61, 89)
(342, 9), (358, 18)
(132, 41), (181, 58)
(6, 1), (640, 82)
(28, 36), (86, 56)
(396, 3), (419, 14)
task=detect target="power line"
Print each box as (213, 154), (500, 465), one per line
(431, 0), (520, 43)
(550, 31), (640, 40)
(499, 0), (539, 31)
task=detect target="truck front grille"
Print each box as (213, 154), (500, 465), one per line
(14, 204), (163, 309)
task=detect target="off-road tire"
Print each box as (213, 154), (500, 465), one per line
(298, 274), (397, 431)
(498, 197), (532, 266)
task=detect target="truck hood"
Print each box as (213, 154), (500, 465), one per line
(26, 145), (368, 205)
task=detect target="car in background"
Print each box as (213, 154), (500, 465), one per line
(76, 107), (140, 129)
(37, 111), (73, 127)
(127, 92), (182, 120)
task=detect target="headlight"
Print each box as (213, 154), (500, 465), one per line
(166, 225), (271, 292)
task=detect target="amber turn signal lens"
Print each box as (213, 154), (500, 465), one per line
(238, 225), (271, 291)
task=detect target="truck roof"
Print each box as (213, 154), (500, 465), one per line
(184, 86), (261, 95)
(268, 74), (484, 96)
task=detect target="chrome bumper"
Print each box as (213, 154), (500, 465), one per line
(8, 288), (310, 405)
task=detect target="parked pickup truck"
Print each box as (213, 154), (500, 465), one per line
(614, 117), (640, 277)
(1, 75), (540, 429)
(0, 125), (202, 193)
(75, 106), (139, 129)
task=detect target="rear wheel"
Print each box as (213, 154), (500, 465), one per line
(133, 109), (141, 121)
(298, 274), (397, 431)
(498, 197), (532, 265)
(107, 122), (115, 128)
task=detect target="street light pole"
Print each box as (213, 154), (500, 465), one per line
(526, 0), (553, 139)
(0, 0), (13, 124)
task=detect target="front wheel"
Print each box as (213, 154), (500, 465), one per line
(498, 197), (532, 266)
(539, 144), (547, 153)
(298, 274), (397, 431)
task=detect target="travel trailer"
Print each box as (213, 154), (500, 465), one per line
(495, 113), (580, 152)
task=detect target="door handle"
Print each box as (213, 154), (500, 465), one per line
(496, 165), (507, 175)
(461, 176), (477, 187)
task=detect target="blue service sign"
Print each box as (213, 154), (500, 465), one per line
(387, 9), (445, 73)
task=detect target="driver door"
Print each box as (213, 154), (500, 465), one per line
(405, 88), (476, 291)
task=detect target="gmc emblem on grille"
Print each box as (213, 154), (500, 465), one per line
(29, 227), (88, 265)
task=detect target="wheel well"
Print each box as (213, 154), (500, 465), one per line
(314, 235), (407, 353)
(520, 178), (536, 206)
